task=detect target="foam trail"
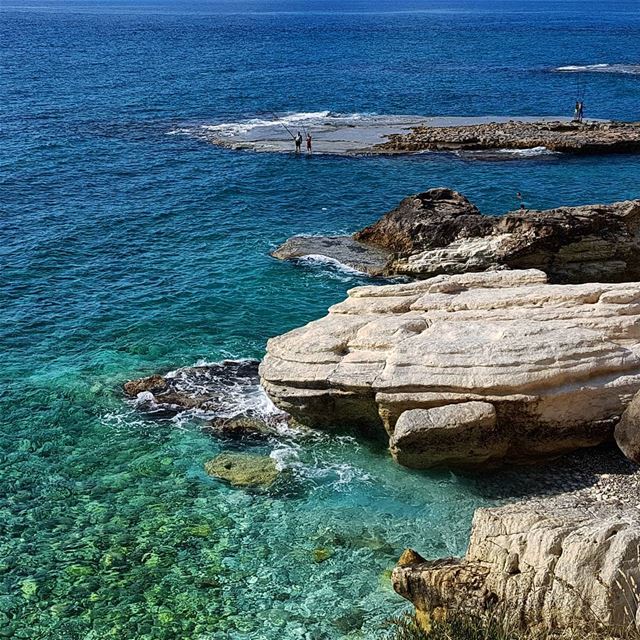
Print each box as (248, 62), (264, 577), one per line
(297, 254), (369, 277)
(554, 63), (640, 75)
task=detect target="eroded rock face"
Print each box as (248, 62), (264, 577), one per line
(354, 188), (482, 255)
(272, 188), (640, 284)
(390, 402), (500, 469)
(260, 269), (640, 467)
(392, 503), (640, 634)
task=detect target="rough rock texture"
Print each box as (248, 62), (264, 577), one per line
(204, 452), (280, 488)
(375, 120), (640, 154)
(206, 414), (274, 440)
(390, 402), (499, 469)
(260, 269), (640, 467)
(393, 502), (640, 634)
(354, 188), (482, 254)
(273, 188), (640, 284)
(124, 360), (261, 415)
(271, 235), (392, 276)
(614, 390), (640, 463)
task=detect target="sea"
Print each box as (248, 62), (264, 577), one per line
(1, 0), (640, 638)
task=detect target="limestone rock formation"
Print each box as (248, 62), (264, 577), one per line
(390, 402), (499, 469)
(272, 188), (640, 284)
(260, 269), (640, 467)
(614, 391), (640, 463)
(375, 119), (640, 154)
(392, 503), (640, 634)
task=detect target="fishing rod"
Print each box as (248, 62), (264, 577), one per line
(271, 112), (296, 140)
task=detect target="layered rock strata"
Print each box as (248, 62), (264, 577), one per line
(272, 188), (640, 284)
(393, 501), (640, 635)
(260, 269), (640, 467)
(374, 120), (640, 154)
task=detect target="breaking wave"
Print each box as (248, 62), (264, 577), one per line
(167, 110), (377, 140)
(554, 63), (640, 75)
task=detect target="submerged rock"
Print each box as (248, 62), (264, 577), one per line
(272, 188), (640, 284)
(204, 452), (280, 488)
(206, 413), (275, 440)
(260, 269), (640, 468)
(393, 502), (640, 635)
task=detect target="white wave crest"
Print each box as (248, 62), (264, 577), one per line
(495, 146), (556, 157)
(297, 254), (368, 277)
(270, 443), (372, 490)
(554, 63), (640, 75)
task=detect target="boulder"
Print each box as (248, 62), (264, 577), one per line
(204, 452), (280, 488)
(389, 402), (500, 469)
(260, 269), (640, 468)
(614, 391), (640, 463)
(271, 188), (640, 284)
(392, 503), (640, 635)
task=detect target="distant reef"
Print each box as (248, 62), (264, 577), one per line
(272, 188), (640, 284)
(373, 119), (640, 154)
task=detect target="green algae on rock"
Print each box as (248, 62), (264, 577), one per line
(204, 452), (280, 488)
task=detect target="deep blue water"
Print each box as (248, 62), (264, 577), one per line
(1, 1), (640, 638)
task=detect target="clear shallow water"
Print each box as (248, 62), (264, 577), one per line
(1, 0), (640, 638)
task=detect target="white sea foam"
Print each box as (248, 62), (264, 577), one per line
(495, 146), (556, 157)
(270, 442), (372, 489)
(297, 254), (368, 277)
(554, 63), (640, 75)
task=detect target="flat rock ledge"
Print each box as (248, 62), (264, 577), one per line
(259, 269), (640, 468)
(374, 119), (640, 154)
(272, 188), (640, 284)
(393, 494), (640, 636)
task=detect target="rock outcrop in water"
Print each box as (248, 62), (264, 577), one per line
(124, 360), (291, 437)
(393, 500), (640, 635)
(374, 119), (640, 154)
(204, 452), (280, 488)
(272, 188), (640, 284)
(260, 269), (640, 468)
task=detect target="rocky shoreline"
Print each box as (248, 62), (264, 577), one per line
(125, 184), (640, 637)
(372, 119), (640, 155)
(273, 188), (640, 284)
(393, 445), (640, 636)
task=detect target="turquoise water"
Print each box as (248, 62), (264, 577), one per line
(2, 0), (640, 637)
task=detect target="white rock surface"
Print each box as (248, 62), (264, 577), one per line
(393, 502), (640, 633)
(260, 269), (640, 467)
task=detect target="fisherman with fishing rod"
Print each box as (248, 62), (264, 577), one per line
(271, 112), (308, 154)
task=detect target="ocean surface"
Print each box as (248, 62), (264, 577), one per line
(1, 0), (640, 638)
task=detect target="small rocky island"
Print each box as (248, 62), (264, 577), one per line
(373, 119), (640, 154)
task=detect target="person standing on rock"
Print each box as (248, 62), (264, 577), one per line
(294, 131), (302, 153)
(578, 101), (585, 123)
(306, 133), (312, 154)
